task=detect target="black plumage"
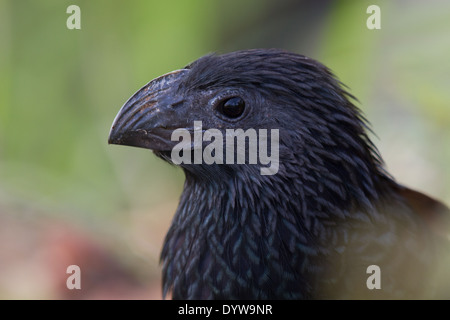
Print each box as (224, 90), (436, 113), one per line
(108, 49), (450, 299)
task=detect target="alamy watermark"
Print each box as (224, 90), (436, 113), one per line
(66, 5), (380, 31)
(170, 121), (280, 176)
(66, 5), (81, 30)
(66, 265), (81, 289)
(367, 5), (381, 30)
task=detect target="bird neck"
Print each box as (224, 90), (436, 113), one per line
(171, 157), (395, 245)
(161, 163), (394, 298)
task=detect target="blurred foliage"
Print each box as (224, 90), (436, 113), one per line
(0, 0), (449, 299)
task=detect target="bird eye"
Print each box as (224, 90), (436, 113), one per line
(218, 97), (245, 118)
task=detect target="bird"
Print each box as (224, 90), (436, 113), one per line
(108, 48), (450, 299)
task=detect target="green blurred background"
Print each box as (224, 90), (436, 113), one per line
(0, 0), (449, 299)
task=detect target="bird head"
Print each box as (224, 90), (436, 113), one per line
(109, 49), (384, 195)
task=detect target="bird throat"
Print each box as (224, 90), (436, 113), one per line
(160, 169), (356, 299)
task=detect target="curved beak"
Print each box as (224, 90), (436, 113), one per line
(108, 69), (189, 151)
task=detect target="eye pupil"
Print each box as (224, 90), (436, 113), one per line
(220, 97), (245, 118)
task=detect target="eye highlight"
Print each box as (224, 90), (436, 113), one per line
(217, 97), (245, 118)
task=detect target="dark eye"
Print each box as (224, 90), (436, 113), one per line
(218, 97), (245, 118)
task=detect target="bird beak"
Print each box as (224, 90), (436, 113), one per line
(108, 69), (189, 151)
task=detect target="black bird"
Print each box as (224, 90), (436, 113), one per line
(108, 49), (450, 299)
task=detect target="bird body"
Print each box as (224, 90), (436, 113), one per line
(109, 49), (450, 299)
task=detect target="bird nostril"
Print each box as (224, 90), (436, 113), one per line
(170, 100), (185, 108)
